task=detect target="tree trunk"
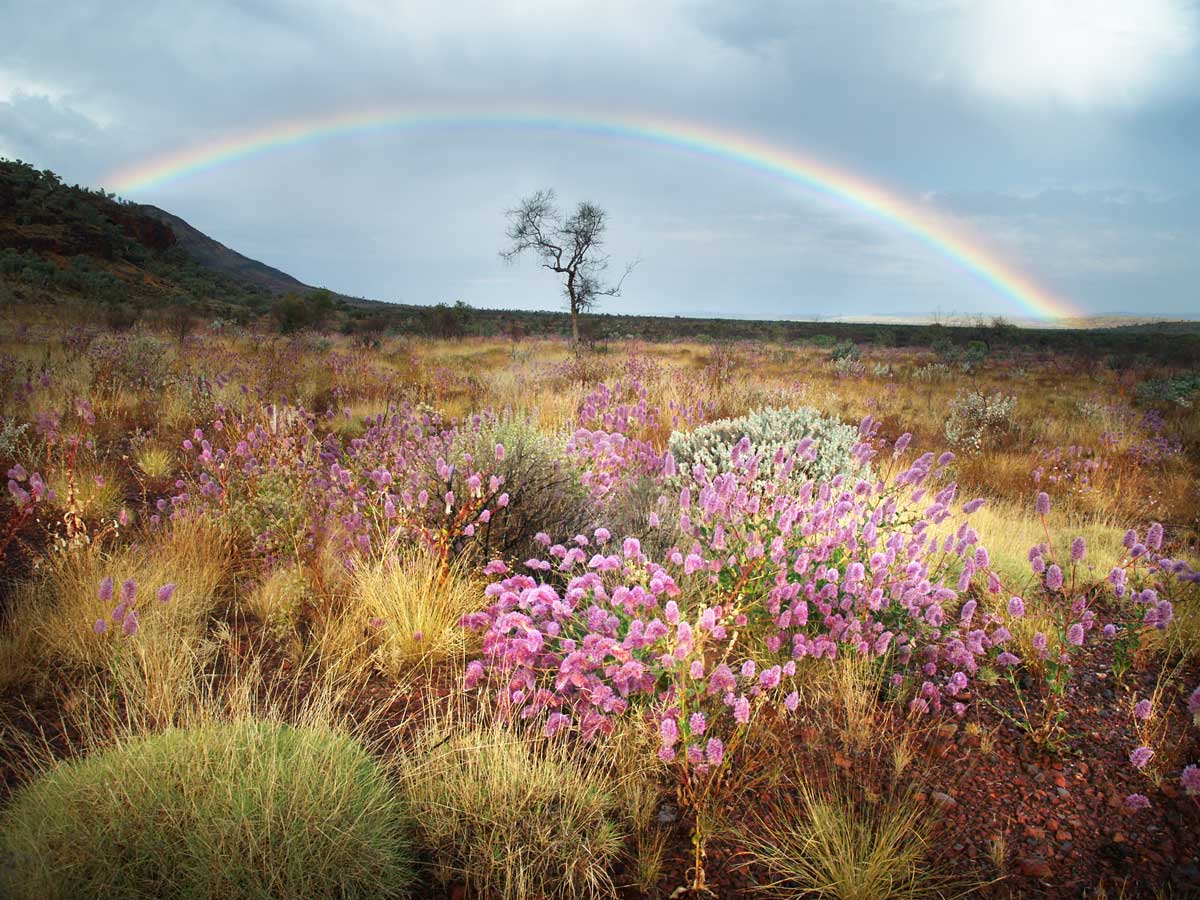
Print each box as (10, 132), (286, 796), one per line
(567, 272), (580, 343)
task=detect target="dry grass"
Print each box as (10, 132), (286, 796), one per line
(2, 517), (229, 722)
(745, 779), (956, 900)
(395, 717), (627, 899)
(317, 548), (482, 676)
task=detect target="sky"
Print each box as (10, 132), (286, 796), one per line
(2, 0), (1199, 321)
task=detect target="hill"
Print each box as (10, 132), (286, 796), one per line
(0, 158), (358, 320)
(136, 205), (311, 296)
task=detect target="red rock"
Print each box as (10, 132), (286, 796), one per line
(1018, 857), (1053, 878)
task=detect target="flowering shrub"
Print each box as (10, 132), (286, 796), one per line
(462, 418), (1014, 886)
(832, 354), (867, 378)
(88, 333), (173, 392)
(666, 406), (858, 490)
(173, 403), (512, 569)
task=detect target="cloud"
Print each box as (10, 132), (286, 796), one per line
(2, 1), (1198, 317)
(0, 91), (112, 175)
(957, 0), (1198, 110)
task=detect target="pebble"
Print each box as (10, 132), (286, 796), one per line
(1018, 857), (1054, 878)
(931, 791), (956, 809)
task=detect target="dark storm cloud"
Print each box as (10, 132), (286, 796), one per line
(1, 0), (1198, 318)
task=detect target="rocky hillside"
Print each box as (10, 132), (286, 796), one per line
(0, 159), (343, 316)
(137, 205), (311, 296)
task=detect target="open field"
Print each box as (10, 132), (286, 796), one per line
(1, 306), (1198, 898)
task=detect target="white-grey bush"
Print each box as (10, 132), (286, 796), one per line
(667, 406), (859, 488)
(944, 391), (1017, 452)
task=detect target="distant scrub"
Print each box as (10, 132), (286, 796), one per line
(0, 719), (413, 900)
(944, 390), (1018, 452)
(1135, 372), (1200, 408)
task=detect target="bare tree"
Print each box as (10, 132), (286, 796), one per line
(501, 189), (636, 343)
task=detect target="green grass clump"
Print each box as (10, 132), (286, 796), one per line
(0, 719), (413, 900)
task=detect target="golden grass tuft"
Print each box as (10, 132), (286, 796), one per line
(318, 549), (481, 675)
(132, 444), (174, 480)
(396, 718), (627, 899)
(746, 779), (955, 900)
(2, 517), (229, 722)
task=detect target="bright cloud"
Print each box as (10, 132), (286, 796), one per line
(959, 0), (1197, 109)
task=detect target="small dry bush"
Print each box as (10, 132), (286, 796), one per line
(0, 718), (413, 900)
(242, 564), (309, 649)
(397, 720), (627, 899)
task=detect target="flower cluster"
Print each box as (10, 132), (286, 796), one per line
(172, 403), (511, 568)
(566, 380), (669, 505)
(92, 576), (176, 637)
(463, 419), (1014, 777)
(2, 463), (53, 562)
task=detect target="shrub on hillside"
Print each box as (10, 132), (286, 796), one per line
(0, 719), (413, 900)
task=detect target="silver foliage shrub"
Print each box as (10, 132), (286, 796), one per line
(667, 406), (859, 488)
(943, 391), (1018, 452)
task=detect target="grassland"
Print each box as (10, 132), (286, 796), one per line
(0, 303), (1197, 899)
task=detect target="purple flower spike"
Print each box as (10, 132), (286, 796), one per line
(1130, 746), (1154, 769)
(98, 577), (114, 603)
(1046, 565), (1064, 592)
(156, 583), (176, 603)
(1124, 793), (1151, 811)
(659, 716), (679, 748)
(1146, 522), (1163, 551)
(93, 619), (107, 635)
(1066, 623), (1085, 646)
(733, 696), (751, 725)
(705, 737), (724, 767)
(122, 610), (140, 637)
(1035, 492), (1051, 516)
(1182, 765), (1200, 796)
(1008, 596), (1025, 618)
(1133, 699), (1152, 720)
(1070, 537), (1086, 562)
(120, 578), (137, 605)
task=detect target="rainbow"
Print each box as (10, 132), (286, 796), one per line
(106, 106), (1081, 320)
